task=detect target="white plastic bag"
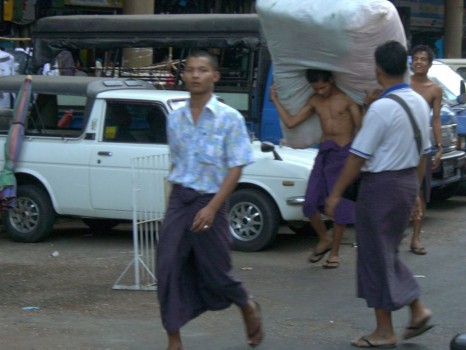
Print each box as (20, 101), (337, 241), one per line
(257, 0), (406, 148)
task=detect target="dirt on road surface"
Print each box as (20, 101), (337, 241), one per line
(1, 196), (466, 350)
(0, 220), (163, 350)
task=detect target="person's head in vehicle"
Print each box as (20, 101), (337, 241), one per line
(411, 44), (435, 76)
(182, 50), (220, 97)
(306, 69), (335, 98)
(111, 105), (132, 127)
(109, 104), (135, 142)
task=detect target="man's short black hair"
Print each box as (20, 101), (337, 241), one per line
(306, 69), (333, 84)
(411, 44), (435, 63)
(375, 40), (408, 77)
(186, 50), (219, 71)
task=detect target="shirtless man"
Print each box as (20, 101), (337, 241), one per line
(409, 44), (443, 255)
(270, 69), (362, 269)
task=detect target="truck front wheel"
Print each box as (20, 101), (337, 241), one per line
(82, 218), (122, 231)
(2, 184), (55, 243)
(228, 189), (280, 252)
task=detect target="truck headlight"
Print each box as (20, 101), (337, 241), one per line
(458, 135), (466, 150)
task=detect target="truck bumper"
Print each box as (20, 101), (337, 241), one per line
(458, 134), (466, 181)
(431, 150), (466, 187)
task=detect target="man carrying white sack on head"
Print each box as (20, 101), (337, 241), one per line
(271, 69), (362, 269)
(257, 0), (407, 148)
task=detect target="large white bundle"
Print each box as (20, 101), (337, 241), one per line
(257, 0), (407, 148)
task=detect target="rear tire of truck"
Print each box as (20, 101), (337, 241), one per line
(430, 182), (460, 202)
(229, 189), (280, 252)
(2, 184), (55, 243)
(82, 218), (121, 231)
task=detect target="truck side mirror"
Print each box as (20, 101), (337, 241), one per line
(457, 93), (466, 105)
(261, 141), (283, 161)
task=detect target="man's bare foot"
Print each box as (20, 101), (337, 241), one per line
(242, 300), (264, 347)
(410, 307), (432, 326)
(410, 236), (426, 255)
(167, 331), (183, 350)
(166, 346), (183, 350)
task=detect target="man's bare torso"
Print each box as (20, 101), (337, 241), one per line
(310, 88), (358, 146)
(410, 78), (437, 108)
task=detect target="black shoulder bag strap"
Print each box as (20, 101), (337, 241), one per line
(385, 94), (422, 155)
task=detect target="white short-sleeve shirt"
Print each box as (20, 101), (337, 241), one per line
(351, 83), (431, 173)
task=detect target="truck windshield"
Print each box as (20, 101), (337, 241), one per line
(429, 62), (464, 104)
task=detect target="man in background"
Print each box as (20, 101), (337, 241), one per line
(409, 44), (443, 255)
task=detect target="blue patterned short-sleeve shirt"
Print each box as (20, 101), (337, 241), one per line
(167, 96), (254, 193)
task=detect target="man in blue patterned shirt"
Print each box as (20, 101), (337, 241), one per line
(156, 50), (263, 350)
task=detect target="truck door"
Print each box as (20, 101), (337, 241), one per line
(89, 99), (170, 216)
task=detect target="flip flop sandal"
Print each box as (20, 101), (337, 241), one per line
(410, 246), (427, 255)
(351, 336), (397, 348)
(403, 315), (434, 340)
(323, 260), (340, 269)
(308, 246), (332, 263)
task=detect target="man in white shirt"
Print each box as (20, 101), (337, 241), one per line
(326, 40), (434, 348)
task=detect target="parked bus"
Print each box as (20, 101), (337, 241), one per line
(31, 13), (283, 144)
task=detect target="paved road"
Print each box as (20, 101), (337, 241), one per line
(0, 195), (465, 350)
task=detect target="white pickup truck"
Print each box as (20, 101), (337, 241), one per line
(0, 75), (317, 252)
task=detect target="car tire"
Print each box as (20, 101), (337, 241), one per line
(229, 189), (280, 252)
(82, 218), (122, 231)
(456, 181), (466, 196)
(2, 184), (55, 243)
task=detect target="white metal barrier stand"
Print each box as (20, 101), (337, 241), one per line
(113, 153), (170, 291)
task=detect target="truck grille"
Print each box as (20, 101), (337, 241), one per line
(431, 124), (457, 149)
